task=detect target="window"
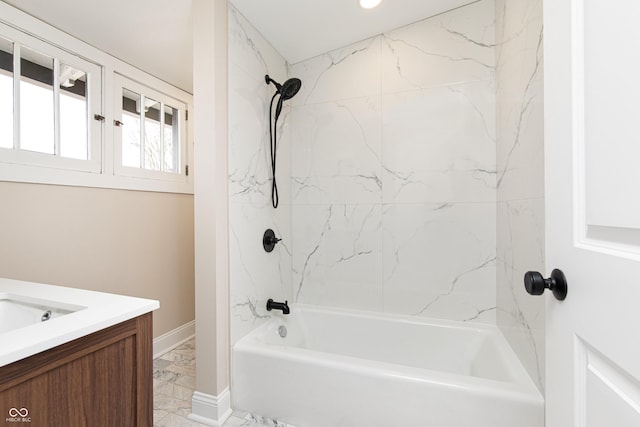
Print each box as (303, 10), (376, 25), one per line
(0, 4), (193, 193)
(114, 74), (188, 182)
(0, 24), (101, 173)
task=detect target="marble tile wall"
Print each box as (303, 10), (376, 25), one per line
(228, 6), (292, 343)
(495, 0), (545, 391)
(289, 0), (497, 323)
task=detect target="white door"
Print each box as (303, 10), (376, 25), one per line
(544, 0), (640, 425)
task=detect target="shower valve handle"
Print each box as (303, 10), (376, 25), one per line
(524, 269), (568, 301)
(263, 229), (281, 253)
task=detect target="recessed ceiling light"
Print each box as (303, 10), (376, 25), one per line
(359, 0), (382, 10)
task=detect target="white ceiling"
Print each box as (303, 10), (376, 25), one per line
(1, 0), (193, 92)
(229, 0), (477, 64)
(1, 0), (477, 92)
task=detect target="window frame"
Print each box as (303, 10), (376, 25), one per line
(113, 73), (189, 183)
(0, 2), (194, 194)
(0, 21), (102, 174)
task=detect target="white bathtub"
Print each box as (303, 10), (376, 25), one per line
(233, 305), (543, 427)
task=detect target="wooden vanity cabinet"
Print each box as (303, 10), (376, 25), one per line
(0, 313), (153, 427)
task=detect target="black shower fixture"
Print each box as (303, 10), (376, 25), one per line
(265, 75), (302, 121)
(263, 229), (281, 253)
(266, 299), (290, 315)
(265, 75), (302, 100)
(266, 74), (302, 208)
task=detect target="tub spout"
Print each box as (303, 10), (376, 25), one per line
(266, 299), (290, 315)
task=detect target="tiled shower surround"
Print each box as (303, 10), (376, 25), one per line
(289, 0), (496, 320)
(229, 0), (544, 392)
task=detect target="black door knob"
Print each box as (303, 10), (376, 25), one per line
(524, 269), (568, 301)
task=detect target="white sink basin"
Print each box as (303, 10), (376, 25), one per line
(0, 294), (86, 334)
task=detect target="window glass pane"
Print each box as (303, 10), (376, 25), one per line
(122, 88), (141, 168)
(59, 63), (87, 160)
(163, 105), (178, 173)
(143, 97), (161, 171)
(20, 46), (54, 154)
(0, 37), (13, 149)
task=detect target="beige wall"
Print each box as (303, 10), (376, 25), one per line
(193, 0), (230, 403)
(0, 181), (195, 338)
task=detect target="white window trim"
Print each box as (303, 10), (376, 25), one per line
(0, 2), (194, 194)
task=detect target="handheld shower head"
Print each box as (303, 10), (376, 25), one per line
(279, 78), (302, 100)
(265, 75), (302, 100)
(265, 74), (303, 209)
(266, 75), (303, 121)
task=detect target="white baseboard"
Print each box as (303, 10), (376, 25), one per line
(188, 389), (232, 426)
(153, 320), (195, 359)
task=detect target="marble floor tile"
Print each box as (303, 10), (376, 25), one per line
(153, 358), (173, 369)
(153, 338), (204, 427)
(160, 351), (196, 366)
(155, 412), (209, 427)
(166, 362), (196, 377)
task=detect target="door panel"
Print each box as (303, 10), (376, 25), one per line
(577, 337), (640, 427)
(581, 1), (640, 230)
(544, 0), (640, 425)
(580, 0), (640, 234)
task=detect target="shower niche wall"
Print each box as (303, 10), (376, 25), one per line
(228, 0), (544, 395)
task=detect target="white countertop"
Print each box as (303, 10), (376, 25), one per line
(0, 277), (159, 367)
